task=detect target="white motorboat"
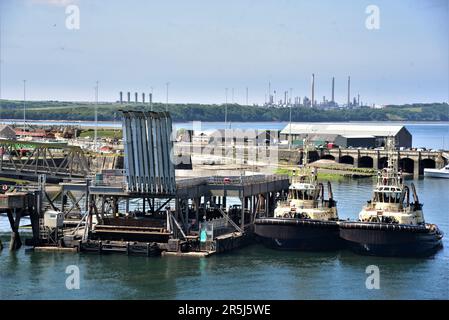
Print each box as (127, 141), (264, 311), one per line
(424, 165), (449, 179)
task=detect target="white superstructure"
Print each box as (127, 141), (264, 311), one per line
(274, 138), (338, 221)
(424, 165), (449, 179)
(359, 137), (425, 225)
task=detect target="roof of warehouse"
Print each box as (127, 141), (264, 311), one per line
(280, 123), (406, 136)
(340, 134), (376, 139)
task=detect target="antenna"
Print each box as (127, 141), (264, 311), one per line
(94, 81), (98, 151)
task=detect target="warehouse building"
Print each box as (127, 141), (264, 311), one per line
(0, 125), (17, 140)
(280, 123), (412, 148)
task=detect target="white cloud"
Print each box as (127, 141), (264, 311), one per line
(30, 0), (78, 7)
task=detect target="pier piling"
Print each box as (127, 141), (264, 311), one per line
(7, 209), (23, 251)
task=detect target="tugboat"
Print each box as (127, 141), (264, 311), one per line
(254, 138), (341, 251)
(339, 137), (444, 257)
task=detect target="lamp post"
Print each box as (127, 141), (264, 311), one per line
(165, 82), (169, 112)
(94, 80), (98, 152)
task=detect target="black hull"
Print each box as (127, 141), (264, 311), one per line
(254, 218), (342, 251)
(339, 222), (443, 257)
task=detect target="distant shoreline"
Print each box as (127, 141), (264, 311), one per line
(1, 118), (449, 124)
(0, 101), (448, 122)
(1, 118), (448, 131)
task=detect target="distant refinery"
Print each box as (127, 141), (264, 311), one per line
(263, 74), (366, 110)
(117, 74), (375, 109)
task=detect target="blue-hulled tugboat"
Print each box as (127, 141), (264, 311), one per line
(339, 137), (444, 257)
(254, 139), (341, 251)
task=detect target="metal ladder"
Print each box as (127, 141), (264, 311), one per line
(38, 218), (48, 240)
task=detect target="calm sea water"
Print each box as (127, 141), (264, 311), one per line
(0, 122), (448, 300)
(0, 178), (448, 300)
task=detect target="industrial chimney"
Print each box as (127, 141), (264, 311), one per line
(127, 92), (131, 103)
(311, 73), (315, 107)
(135, 92), (138, 103)
(119, 91), (123, 104)
(142, 93), (145, 103)
(347, 76), (351, 108)
(332, 77), (335, 103)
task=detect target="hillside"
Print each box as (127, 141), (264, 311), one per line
(0, 100), (447, 122)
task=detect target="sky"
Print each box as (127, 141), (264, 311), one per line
(0, 0), (448, 105)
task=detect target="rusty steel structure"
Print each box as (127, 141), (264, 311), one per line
(0, 139), (90, 180)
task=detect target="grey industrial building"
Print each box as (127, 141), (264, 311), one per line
(280, 123), (412, 148)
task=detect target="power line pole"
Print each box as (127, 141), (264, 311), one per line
(225, 88), (228, 125)
(150, 86), (153, 111)
(23, 80), (26, 130)
(289, 101), (292, 150)
(165, 82), (169, 112)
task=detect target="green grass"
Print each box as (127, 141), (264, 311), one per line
(275, 166), (375, 181)
(315, 165), (377, 174)
(80, 129), (122, 139)
(316, 172), (347, 181)
(0, 177), (31, 185)
(403, 107), (423, 112)
(275, 168), (294, 176)
(386, 113), (405, 121)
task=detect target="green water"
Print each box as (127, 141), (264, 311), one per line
(1, 178), (448, 300)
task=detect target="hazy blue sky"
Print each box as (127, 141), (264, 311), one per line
(0, 0), (448, 105)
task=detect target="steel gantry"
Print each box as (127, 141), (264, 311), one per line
(0, 139), (91, 179)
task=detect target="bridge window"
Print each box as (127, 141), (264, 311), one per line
(359, 156), (373, 168)
(378, 157), (388, 169)
(321, 155), (335, 161)
(340, 155), (354, 165)
(420, 158), (436, 175)
(399, 158), (414, 174)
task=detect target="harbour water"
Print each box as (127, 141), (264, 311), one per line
(0, 122), (448, 300)
(0, 178), (448, 300)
